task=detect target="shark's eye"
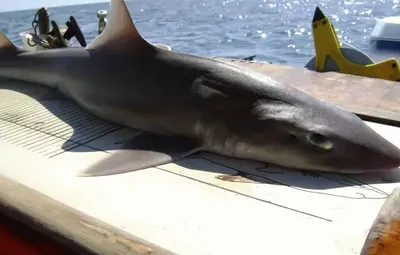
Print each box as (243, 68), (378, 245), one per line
(306, 133), (333, 152)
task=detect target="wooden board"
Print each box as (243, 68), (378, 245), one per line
(0, 213), (77, 255)
(217, 58), (400, 127)
(360, 187), (400, 255)
(0, 175), (175, 255)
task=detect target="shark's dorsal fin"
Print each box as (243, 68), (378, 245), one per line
(0, 31), (21, 56)
(0, 31), (17, 50)
(86, 0), (152, 52)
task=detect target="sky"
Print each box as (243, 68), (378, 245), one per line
(1, 0), (106, 12)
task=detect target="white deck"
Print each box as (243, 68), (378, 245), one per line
(1, 80), (400, 255)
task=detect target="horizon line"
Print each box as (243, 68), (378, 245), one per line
(0, 0), (119, 14)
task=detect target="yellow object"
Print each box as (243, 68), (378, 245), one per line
(311, 7), (400, 82)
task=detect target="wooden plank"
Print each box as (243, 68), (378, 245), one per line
(216, 58), (400, 127)
(0, 213), (77, 255)
(360, 187), (400, 255)
(0, 175), (175, 255)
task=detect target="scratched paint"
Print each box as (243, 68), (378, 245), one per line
(79, 221), (155, 255)
(216, 174), (259, 183)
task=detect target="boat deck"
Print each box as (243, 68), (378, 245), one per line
(1, 61), (400, 255)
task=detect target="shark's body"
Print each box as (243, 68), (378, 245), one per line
(0, 0), (400, 176)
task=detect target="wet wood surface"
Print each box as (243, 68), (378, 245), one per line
(217, 58), (400, 127)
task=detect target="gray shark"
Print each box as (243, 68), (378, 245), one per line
(0, 0), (400, 176)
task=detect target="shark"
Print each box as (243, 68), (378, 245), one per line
(0, 0), (400, 176)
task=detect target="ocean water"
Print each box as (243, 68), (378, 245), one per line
(1, 0), (400, 66)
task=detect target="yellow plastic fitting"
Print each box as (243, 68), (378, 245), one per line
(311, 7), (400, 82)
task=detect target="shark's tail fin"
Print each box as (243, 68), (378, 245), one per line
(0, 31), (22, 56)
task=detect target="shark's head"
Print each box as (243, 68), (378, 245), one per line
(200, 65), (400, 174)
(231, 94), (400, 173)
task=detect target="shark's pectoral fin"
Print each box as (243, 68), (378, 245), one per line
(78, 131), (202, 177)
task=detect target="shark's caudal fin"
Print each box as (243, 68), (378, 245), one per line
(86, 0), (152, 53)
(0, 31), (21, 55)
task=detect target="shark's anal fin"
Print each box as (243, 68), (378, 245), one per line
(78, 131), (202, 177)
(86, 0), (153, 52)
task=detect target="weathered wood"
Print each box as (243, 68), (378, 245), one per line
(360, 187), (400, 255)
(217, 58), (400, 127)
(0, 175), (176, 255)
(0, 213), (77, 254)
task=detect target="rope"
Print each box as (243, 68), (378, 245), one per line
(27, 9), (51, 49)
(28, 9), (40, 47)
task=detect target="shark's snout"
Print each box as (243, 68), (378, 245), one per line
(363, 137), (400, 172)
(308, 101), (400, 174)
(328, 125), (400, 173)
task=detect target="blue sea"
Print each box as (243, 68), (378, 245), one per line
(1, 0), (400, 66)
